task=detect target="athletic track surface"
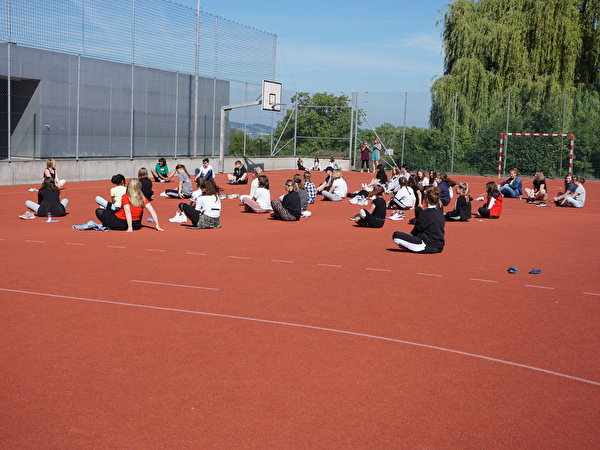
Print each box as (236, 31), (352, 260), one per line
(1, 171), (599, 448)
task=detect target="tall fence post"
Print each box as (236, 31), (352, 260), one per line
(451, 93), (457, 173)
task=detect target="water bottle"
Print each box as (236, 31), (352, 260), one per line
(47, 212), (52, 222)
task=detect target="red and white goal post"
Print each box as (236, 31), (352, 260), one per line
(497, 133), (574, 177)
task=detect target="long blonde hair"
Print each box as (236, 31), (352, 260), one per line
(126, 179), (145, 208)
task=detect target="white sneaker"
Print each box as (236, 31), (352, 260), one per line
(159, 178), (166, 183)
(169, 212), (182, 222)
(160, 192), (169, 197)
(301, 211), (312, 218)
(177, 213), (188, 223)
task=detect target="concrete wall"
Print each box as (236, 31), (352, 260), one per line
(0, 157), (351, 186)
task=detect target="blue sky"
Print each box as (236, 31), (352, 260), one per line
(183, 0), (449, 95)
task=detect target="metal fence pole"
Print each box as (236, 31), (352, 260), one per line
(7, 0), (11, 161)
(193, 0), (200, 159)
(451, 93), (457, 172)
(174, 72), (179, 159)
(504, 92), (511, 175)
(76, 55), (81, 160)
(129, 0), (136, 160)
(401, 92), (407, 166)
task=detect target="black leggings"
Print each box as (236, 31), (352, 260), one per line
(95, 208), (142, 230)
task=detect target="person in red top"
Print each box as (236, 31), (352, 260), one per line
(96, 179), (163, 231)
(477, 181), (503, 219)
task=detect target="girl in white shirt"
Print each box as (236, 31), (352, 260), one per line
(322, 170), (348, 201)
(241, 175), (272, 213)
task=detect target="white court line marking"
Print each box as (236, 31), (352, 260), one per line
(470, 278), (498, 283)
(66, 243), (86, 246)
(366, 268), (391, 272)
(186, 252), (207, 256)
(318, 264), (342, 268)
(131, 280), (218, 291)
(145, 249), (166, 252)
(583, 292), (600, 297)
(228, 256), (250, 260)
(2, 286), (598, 388)
(106, 245), (126, 249)
(417, 273), (444, 277)
(25, 240), (46, 243)
(526, 285), (555, 290)
(272, 260), (294, 264)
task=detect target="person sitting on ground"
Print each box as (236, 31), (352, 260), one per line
(322, 169), (348, 201)
(316, 167), (334, 194)
(194, 158), (214, 182)
(96, 179), (162, 232)
(399, 164), (410, 180)
(392, 186), (445, 254)
(389, 177), (415, 210)
(386, 166), (402, 193)
(524, 171), (547, 203)
(43, 158), (66, 188)
(553, 173), (576, 206)
(312, 157), (322, 171)
(303, 171), (317, 204)
(350, 185), (386, 228)
(363, 164), (388, 190)
(179, 179), (223, 229)
(297, 157), (306, 171)
(271, 179), (302, 221)
(95, 173), (126, 211)
(477, 181), (503, 219)
(293, 173), (309, 210)
(407, 174), (424, 210)
(239, 167), (263, 204)
(416, 169), (429, 188)
(241, 175), (272, 213)
(499, 168), (523, 198)
(161, 164), (193, 199)
(24, 177), (69, 218)
(151, 158), (175, 183)
(428, 170), (438, 187)
(138, 167), (154, 201)
(436, 172), (454, 207)
(562, 175), (586, 208)
(227, 160), (248, 185)
(445, 182), (472, 221)
(328, 157), (339, 170)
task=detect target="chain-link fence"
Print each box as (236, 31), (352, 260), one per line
(0, 0), (276, 160)
(227, 89), (600, 178)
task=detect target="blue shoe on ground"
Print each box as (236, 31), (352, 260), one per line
(529, 269), (542, 274)
(507, 267), (518, 274)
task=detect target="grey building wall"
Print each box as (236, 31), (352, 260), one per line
(0, 44), (229, 160)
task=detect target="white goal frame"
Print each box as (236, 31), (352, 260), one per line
(497, 133), (574, 177)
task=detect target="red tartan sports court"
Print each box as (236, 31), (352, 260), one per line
(1, 170), (599, 447)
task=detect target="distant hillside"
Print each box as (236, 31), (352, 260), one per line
(229, 122), (273, 137)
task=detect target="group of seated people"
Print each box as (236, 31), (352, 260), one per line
(23, 157), (588, 253)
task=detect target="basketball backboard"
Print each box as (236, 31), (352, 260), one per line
(262, 80), (282, 111)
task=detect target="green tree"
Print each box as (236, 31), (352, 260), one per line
(272, 92), (354, 156)
(431, 0), (600, 175)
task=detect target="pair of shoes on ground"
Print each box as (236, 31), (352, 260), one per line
(507, 267), (542, 274)
(350, 196), (369, 206)
(19, 211), (36, 220)
(168, 212), (187, 223)
(389, 211), (405, 221)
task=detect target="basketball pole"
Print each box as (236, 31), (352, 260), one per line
(219, 100), (261, 173)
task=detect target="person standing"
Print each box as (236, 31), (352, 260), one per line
(359, 141), (371, 172)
